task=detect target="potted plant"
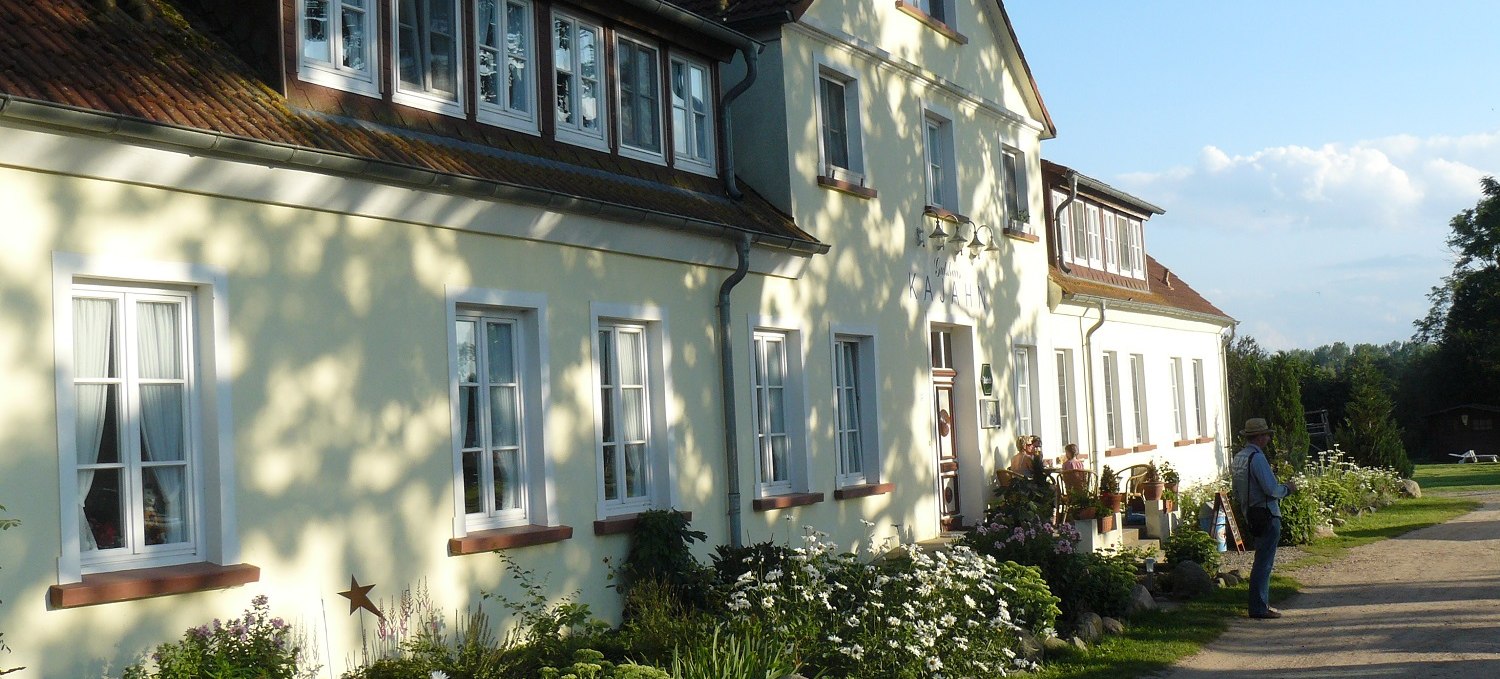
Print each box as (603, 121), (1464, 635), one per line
(1141, 462), (1165, 502)
(1065, 489), (1098, 521)
(1009, 210), (1031, 232)
(1159, 460), (1180, 494)
(1097, 509), (1116, 533)
(1099, 465), (1123, 513)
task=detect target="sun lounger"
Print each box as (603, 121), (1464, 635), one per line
(1449, 450), (1499, 463)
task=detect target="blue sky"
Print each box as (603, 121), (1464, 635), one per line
(1004, 1), (1500, 350)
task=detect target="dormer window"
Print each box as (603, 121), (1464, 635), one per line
(670, 55), (715, 174)
(476, 0), (535, 128)
(615, 33), (663, 162)
(395, 0), (463, 114)
(552, 12), (606, 150)
(300, 0), (379, 96)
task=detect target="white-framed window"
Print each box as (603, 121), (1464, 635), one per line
(1101, 351), (1121, 449)
(751, 328), (809, 497)
(299, 0), (380, 96)
(817, 66), (865, 182)
(553, 11), (607, 150)
(1125, 217), (1145, 278)
(1001, 147), (1026, 231)
(475, 0), (537, 131)
(393, 0), (464, 115)
(52, 254), (239, 582)
(1170, 357), (1186, 440)
(616, 32), (664, 162)
(1102, 211), (1119, 273)
(1070, 201), (1088, 266)
(1084, 204), (1103, 269)
(915, 0), (955, 26)
(833, 332), (879, 487)
(592, 304), (674, 516)
(1055, 349), (1075, 447)
(669, 53), (714, 175)
(1193, 358), (1208, 438)
(923, 109), (957, 210)
(1013, 347), (1038, 437)
(1129, 353), (1148, 446)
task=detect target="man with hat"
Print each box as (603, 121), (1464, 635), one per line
(1231, 417), (1299, 619)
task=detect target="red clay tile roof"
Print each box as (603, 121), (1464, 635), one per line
(0, 0), (819, 250)
(1050, 256), (1233, 323)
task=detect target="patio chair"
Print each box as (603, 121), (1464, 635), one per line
(1449, 450), (1478, 463)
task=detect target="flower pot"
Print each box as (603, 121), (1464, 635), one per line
(1071, 506), (1098, 520)
(1166, 482), (1180, 495)
(1142, 481), (1165, 502)
(1100, 491), (1123, 513)
(1097, 513), (1116, 533)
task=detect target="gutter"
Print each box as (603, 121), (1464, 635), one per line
(1082, 300), (1107, 469)
(0, 94), (828, 256)
(717, 234), (753, 548)
(619, 0), (760, 53)
(1062, 292), (1235, 327)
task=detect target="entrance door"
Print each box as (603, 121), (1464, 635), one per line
(931, 330), (962, 531)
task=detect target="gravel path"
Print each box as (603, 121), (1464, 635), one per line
(1154, 490), (1500, 678)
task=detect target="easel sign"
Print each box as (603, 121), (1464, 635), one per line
(1215, 491), (1245, 552)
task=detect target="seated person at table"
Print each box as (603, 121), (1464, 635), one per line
(1009, 435), (1038, 476)
(1061, 443), (1086, 471)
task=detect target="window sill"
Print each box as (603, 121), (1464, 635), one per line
(752, 492), (826, 512)
(1173, 439), (1196, 447)
(924, 205), (970, 224)
(1103, 447), (1133, 457)
(1133, 443), (1158, 453)
(817, 175), (877, 199)
(1195, 436), (1216, 444)
(49, 562), (260, 609)
(593, 511), (693, 536)
(894, 1), (969, 44)
(1002, 227), (1038, 243)
(834, 482), (895, 500)
(448, 524), (574, 556)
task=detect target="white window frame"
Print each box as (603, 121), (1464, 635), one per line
(1193, 358), (1209, 438)
(1055, 349), (1075, 447)
(1001, 147), (1027, 231)
(391, 0), (466, 117)
(1084, 204), (1103, 269)
(816, 63), (866, 184)
(298, 0), (381, 97)
(1013, 346), (1038, 437)
(922, 107), (957, 210)
(1101, 351), (1122, 449)
(474, 0), (539, 133)
(1170, 357), (1187, 440)
(1069, 201), (1089, 267)
(749, 324), (809, 498)
(446, 288), (556, 535)
(52, 253), (239, 583)
(1102, 211), (1119, 273)
(1129, 353), (1149, 446)
(552, 10), (609, 152)
(615, 31), (666, 164)
(669, 52), (716, 176)
(591, 303), (675, 518)
(1126, 217), (1145, 278)
(832, 329), (880, 488)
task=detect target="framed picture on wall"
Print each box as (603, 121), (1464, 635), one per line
(981, 399), (1002, 429)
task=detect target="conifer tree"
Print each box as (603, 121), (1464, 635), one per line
(1266, 353), (1310, 468)
(1335, 355), (1413, 477)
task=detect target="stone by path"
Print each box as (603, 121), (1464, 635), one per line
(1155, 490), (1500, 678)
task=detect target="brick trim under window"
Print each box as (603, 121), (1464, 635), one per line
(752, 492), (825, 512)
(833, 482), (895, 500)
(1003, 227), (1039, 243)
(818, 175), (878, 199)
(48, 562), (260, 609)
(1103, 447), (1133, 457)
(448, 524), (574, 555)
(1133, 443), (1158, 453)
(1173, 439), (1195, 447)
(894, 1), (969, 44)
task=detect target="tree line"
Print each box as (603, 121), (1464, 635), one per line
(1226, 176), (1500, 477)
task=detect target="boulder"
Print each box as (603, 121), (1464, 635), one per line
(1070, 636), (1089, 651)
(1042, 636), (1072, 655)
(1231, 568), (1249, 581)
(1173, 560), (1214, 599)
(1399, 479), (1421, 498)
(1219, 570), (1242, 587)
(1102, 617), (1126, 635)
(1075, 612), (1103, 642)
(1127, 584), (1157, 616)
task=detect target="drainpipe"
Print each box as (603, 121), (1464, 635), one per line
(719, 44), (760, 199)
(1220, 323), (1237, 469)
(1055, 171), (1079, 273)
(718, 233), (753, 548)
(1082, 300), (1107, 471)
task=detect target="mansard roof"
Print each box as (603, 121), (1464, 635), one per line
(1051, 256), (1233, 324)
(0, 0), (821, 253)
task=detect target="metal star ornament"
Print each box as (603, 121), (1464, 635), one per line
(338, 575), (385, 620)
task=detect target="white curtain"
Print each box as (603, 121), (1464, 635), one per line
(73, 298), (114, 552)
(137, 301), (187, 544)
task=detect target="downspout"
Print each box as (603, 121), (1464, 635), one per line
(1055, 171), (1079, 273)
(719, 43), (760, 199)
(718, 233), (753, 548)
(1082, 300), (1107, 469)
(1220, 323), (1237, 468)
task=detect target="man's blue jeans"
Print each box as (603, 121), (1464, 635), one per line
(1249, 515), (1282, 615)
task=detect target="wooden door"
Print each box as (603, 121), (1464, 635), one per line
(933, 368), (961, 530)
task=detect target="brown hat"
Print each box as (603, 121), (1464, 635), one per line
(1240, 418), (1274, 436)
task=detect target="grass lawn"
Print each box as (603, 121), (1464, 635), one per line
(1032, 468), (1493, 679)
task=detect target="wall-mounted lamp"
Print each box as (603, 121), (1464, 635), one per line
(924, 207), (949, 243)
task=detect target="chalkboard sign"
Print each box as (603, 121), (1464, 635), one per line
(1215, 491), (1246, 552)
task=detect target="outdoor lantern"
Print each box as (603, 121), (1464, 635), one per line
(926, 209), (949, 242)
(966, 225), (986, 255)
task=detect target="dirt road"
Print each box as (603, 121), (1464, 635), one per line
(1156, 490), (1500, 678)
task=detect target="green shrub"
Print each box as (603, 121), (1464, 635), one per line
(670, 626), (797, 679)
(992, 560), (1061, 635)
(614, 579), (711, 667)
(620, 509), (712, 611)
(1277, 480), (1322, 546)
(1164, 528), (1221, 574)
(122, 595), (318, 679)
(539, 648), (671, 679)
(1047, 549), (1140, 621)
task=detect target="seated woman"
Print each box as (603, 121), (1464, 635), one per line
(1008, 435), (1038, 476)
(1061, 443), (1086, 471)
